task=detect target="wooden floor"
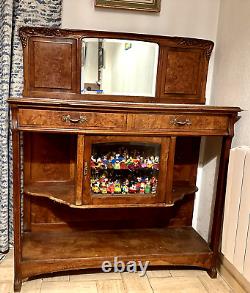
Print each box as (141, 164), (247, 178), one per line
(0, 249), (234, 293)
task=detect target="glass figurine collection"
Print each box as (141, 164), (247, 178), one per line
(90, 145), (160, 195)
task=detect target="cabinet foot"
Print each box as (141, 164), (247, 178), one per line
(207, 267), (217, 279)
(14, 277), (22, 292)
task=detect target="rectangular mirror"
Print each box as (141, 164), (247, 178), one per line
(81, 38), (159, 97)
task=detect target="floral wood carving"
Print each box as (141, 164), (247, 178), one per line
(19, 27), (214, 61)
(19, 27), (81, 48)
(177, 38), (214, 60)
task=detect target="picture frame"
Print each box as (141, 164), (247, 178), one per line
(95, 0), (161, 13)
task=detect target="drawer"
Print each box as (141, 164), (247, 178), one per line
(129, 114), (229, 134)
(18, 109), (127, 130)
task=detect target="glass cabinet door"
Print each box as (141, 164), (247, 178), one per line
(83, 136), (171, 205)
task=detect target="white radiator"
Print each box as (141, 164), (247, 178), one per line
(222, 146), (250, 281)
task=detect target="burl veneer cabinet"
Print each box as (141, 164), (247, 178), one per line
(8, 27), (241, 291)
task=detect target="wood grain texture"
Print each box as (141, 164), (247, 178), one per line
(18, 109), (127, 131)
(9, 96), (241, 113)
(24, 181), (196, 209)
(10, 101), (239, 289)
(32, 41), (73, 90)
(162, 49), (202, 95)
(130, 113), (230, 133)
(23, 132), (75, 182)
(27, 194), (196, 231)
(20, 227), (213, 279)
(8, 26), (242, 291)
(75, 135), (84, 205)
(19, 26), (214, 104)
(209, 136), (232, 278)
(26, 36), (79, 96)
(12, 130), (22, 292)
(15, 104), (238, 136)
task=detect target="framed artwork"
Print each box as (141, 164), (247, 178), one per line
(95, 0), (161, 12)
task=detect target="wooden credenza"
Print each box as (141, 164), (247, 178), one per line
(9, 27), (241, 291)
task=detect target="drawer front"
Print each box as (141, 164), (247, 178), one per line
(130, 114), (229, 133)
(18, 109), (127, 130)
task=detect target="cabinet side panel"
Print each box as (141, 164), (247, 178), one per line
(174, 137), (201, 185)
(25, 133), (75, 182)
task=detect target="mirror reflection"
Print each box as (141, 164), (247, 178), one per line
(81, 38), (159, 97)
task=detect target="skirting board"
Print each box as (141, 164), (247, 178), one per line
(219, 253), (250, 293)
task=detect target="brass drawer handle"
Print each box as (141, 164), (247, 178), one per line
(62, 114), (88, 124)
(170, 118), (192, 126)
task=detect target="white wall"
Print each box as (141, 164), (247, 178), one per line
(196, 0), (250, 243)
(62, 0), (222, 240)
(211, 0), (250, 147)
(198, 0), (250, 281)
(62, 0), (219, 38)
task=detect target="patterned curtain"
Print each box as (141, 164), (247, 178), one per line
(0, 0), (62, 255)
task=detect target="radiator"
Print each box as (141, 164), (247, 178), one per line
(222, 146), (250, 281)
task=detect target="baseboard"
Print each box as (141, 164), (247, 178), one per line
(218, 253), (250, 293)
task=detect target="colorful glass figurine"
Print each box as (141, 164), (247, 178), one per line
(120, 159), (127, 169)
(114, 181), (121, 193)
(140, 182), (145, 193)
(107, 182), (115, 194)
(129, 184), (137, 193)
(114, 160), (120, 170)
(145, 182), (151, 194)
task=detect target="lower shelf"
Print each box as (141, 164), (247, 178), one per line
(21, 227), (213, 279)
(24, 181), (197, 208)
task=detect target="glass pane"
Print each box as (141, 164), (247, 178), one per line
(90, 142), (160, 196)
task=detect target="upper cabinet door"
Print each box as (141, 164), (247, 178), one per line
(20, 29), (81, 97)
(156, 47), (209, 104)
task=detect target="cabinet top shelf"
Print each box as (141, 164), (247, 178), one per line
(8, 97), (241, 114)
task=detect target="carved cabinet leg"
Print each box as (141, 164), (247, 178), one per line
(209, 136), (232, 278)
(13, 130), (22, 292)
(14, 277), (22, 292)
(207, 267), (217, 279)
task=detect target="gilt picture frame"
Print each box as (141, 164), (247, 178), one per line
(95, 0), (161, 12)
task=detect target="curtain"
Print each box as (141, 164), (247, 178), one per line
(0, 0), (62, 254)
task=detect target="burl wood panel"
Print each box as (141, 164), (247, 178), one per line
(157, 48), (207, 103)
(27, 37), (79, 95)
(130, 113), (229, 134)
(164, 50), (201, 94)
(19, 109), (127, 130)
(23, 133), (76, 182)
